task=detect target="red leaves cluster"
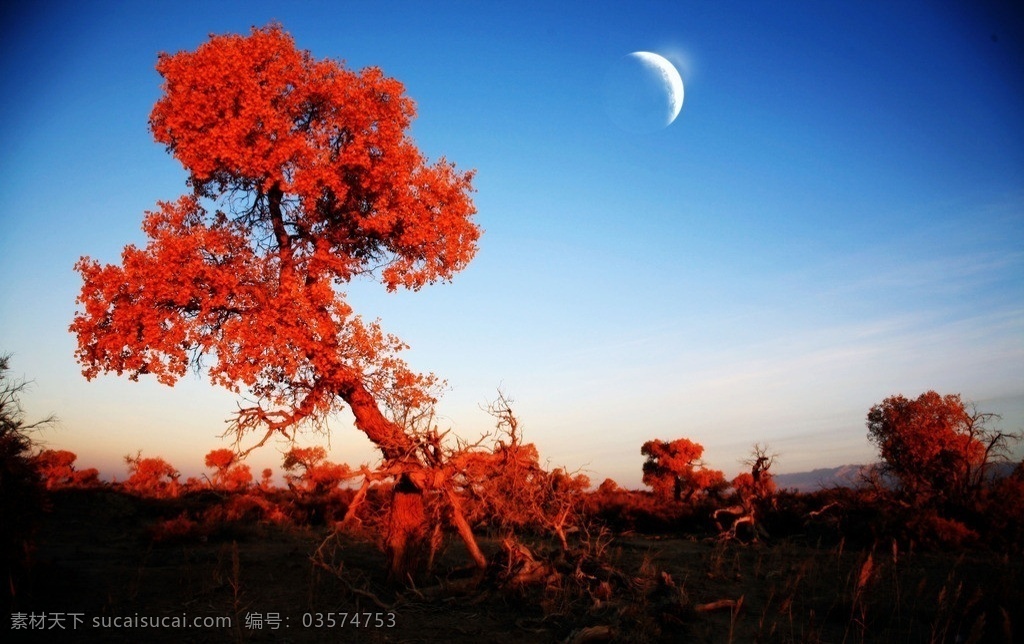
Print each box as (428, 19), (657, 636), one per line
(71, 24), (479, 456)
(641, 438), (726, 503)
(732, 445), (776, 507)
(122, 452), (181, 498)
(32, 449), (100, 489)
(204, 448), (253, 491)
(281, 446), (354, 495)
(147, 23), (478, 292)
(731, 471), (775, 503)
(867, 391), (994, 504)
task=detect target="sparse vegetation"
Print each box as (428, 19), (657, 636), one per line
(7, 388), (1021, 641)
(17, 482), (1023, 642)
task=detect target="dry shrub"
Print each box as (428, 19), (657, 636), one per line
(490, 534), (694, 642)
(906, 511), (979, 549)
(454, 441), (590, 549)
(587, 487), (692, 533)
(1, 353), (54, 608)
(221, 493), (274, 523)
(149, 512), (202, 544)
(972, 472), (1024, 552)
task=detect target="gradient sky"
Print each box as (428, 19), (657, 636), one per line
(1, 1), (1022, 488)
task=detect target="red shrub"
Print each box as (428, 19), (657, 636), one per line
(122, 452), (181, 498)
(33, 449), (101, 489)
(281, 446), (353, 495)
(203, 448), (253, 491)
(149, 513), (200, 543)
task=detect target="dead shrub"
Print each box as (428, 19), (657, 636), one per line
(149, 512), (202, 544)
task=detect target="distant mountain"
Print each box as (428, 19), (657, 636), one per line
(773, 465), (871, 493)
(773, 461), (1019, 493)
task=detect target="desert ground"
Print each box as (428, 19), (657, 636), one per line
(9, 486), (1020, 643)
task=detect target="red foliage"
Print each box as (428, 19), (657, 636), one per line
(732, 444), (777, 506)
(973, 468), (1024, 551)
(122, 452), (180, 498)
(441, 396), (591, 550)
(596, 478), (622, 496)
(867, 391), (1010, 505)
(455, 442), (591, 549)
(148, 513), (201, 543)
(203, 448), (253, 491)
(259, 467), (275, 491)
(69, 24), (479, 465)
(67, 22), (485, 584)
(33, 449), (100, 489)
(907, 511), (980, 549)
(204, 448), (235, 470)
(641, 438), (726, 503)
(281, 446), (353, 495)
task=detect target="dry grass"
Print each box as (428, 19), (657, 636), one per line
(12, 488), (1023, 643)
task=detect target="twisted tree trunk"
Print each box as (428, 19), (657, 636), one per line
(336, 373), (484, 583)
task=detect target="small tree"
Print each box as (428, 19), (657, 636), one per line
(33, 449), (100, 489)
(259, 468), (275, 491)
(281, 446), (353, 495)
(204, 448), (253, 491)
(641, 438), (725, 503)
(122, 452), (181, 498)
(866, 391), (1017, 506)
(733, 443), (777, 505)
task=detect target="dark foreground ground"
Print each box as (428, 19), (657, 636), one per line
(5, 489), (1022, 643)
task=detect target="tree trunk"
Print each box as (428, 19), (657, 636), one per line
(386, 474), (431, 584)
(444, 485), (487, 570)
(337, 372), (418, 462)
(335, 375), (434, 582)
(334, 372), (490, 583)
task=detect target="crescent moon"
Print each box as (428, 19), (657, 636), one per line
(631, 51), (684, 124)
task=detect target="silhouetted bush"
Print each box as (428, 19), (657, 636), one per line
(0, 353), (53, 609)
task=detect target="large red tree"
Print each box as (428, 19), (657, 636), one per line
(867, 391), (1012, 506)
(70, 25), (480, 581)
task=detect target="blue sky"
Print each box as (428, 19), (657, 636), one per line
(1, 1), (1022, 487)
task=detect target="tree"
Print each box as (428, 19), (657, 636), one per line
(204, 448), (253, 491)
(641, 438), (725, 503)
(281, 446), (353, 495)
(69, 25), (480, 582)
(33, 449), (100, 489)
(732, 443), (777, 505)
(866, 391), (1017, 506)
(259, 468), (275, 491)
(122, 452), (181, 498)
(720, 444), (778, 541)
